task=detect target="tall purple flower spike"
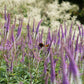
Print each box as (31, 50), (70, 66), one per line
(60, 24), (64, 39)
(57, 27), (60, 45)
(61, 41), (70, 84)
(81, 25), (84, 38)
(46, 28), (52, 45)
(33, 19), (35, 32)
(75, 34), (79, 52)
(52, 31), (57, 45)
(69, 22), (73, 37)
(72, 30), (75, 41)
(64, 22), (67, 37)
(64, 46), (80, 78)
(16, 19), (23, 39)
(6, 14), (10, 33)
(27, 23), (30, 39)
(39, 29), (43, 43)
(4, 5), (7, 21)
(47, 40), (52, 52)
(36, 20), (42, 35)
(50, 49), (56, 83)
(27, 18), (30, 39)
(28, 32), (33, 49)
(11, 25), (15, 43)
(77, 24), (81, 36)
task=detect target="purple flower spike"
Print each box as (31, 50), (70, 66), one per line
(50, 49), (56, 83)
(4, 5), (7, 21)
(16, 20), (23, 38)
(47, 40), (52, 52)
(48, 28), (52, 41)
(11, 25), (15, 43)
(77, 24), (81, 36)
(52, 32), (57, 45)
(28, 33), (33, 49)
(33, 19), (35, 32)
(57, 28), (60, 45)
(64, 46), (80, 78)
(46, 28), (52, 44)
(64, 22), (67, 37)
(81, 25), (84, 38)
(75, 34), (79, 52)
(69, 22), (73, 34)
(72, 30), (75, 41)
(69, 22), (73, 39)
(27, 24), (30, 39)
(39, 29), (43, 43)
(61, 42), (70, 84)
(27, 18), (30, 39)
(60, 24), (64, 39)
(36, 20), (42, 34)
(6, 14), (10, 33)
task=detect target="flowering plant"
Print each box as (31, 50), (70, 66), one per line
(0, 6), (84, 84)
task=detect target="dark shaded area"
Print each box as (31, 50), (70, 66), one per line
(59, 0), (84, 24)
